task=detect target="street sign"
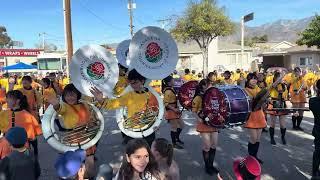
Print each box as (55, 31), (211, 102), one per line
(244, 13), (254, 22)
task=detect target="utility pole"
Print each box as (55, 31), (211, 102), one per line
(39, 32), (46, 51)
(127, 0), (136, 37)
(63, 0), (73, 77)
(241, 13), (254, 70)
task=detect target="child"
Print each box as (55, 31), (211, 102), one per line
(0, 127), (40, 180)
(55, 149), (86, 180)
(116, 139), (162, 180)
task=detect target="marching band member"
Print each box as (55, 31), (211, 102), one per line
(172, 70), (180, 79)
(48, 84), (97, 178)
(18, 76), (42, 121)
(41, 78), (57, 111)
(0, 90), (42, 157)
(162, 76), (184, 149)
(192, 79), (219, 175)
(244, 73), (267, 164)
(90, 69), (159, 146)
(266, 71), (289, 145)
(47, 72), (62, 96)
(289, 67), (307, 131)
(310, 79), (320, 179)
(222, 71), (234, 85)
(182, 69), (192, 82)
(113, 64), (129, 97)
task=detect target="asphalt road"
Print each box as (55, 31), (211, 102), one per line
(38, 109), (316, 180)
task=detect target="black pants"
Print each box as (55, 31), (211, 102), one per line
(122, 132), (156, 147)
(29, 139), (38, 157)
(313, 137), (320, 175)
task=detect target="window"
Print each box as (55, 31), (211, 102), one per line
(238, 54), (248, 64)
(38, 58), (61, 70)
(299, 57), (312, 66)
(227, 54), (236, 64)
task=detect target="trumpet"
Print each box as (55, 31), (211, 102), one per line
(124, 106), (159, 131)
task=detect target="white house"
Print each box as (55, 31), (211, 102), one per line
(176, 38), (254, 73)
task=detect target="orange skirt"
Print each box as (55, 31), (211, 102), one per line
(165, 110), (180, 120)
(266, 104), (288, 116)
(291, 93), (306, 103)
(196, 121), (217, 133)
(244, 109), (267, 129)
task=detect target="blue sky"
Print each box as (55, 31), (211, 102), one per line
(1, 0), (319, 50)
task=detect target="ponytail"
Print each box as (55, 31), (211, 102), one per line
(153, 138), (174, 166)
(6, 90), (30, 111)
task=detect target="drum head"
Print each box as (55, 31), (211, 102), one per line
(70, 45), (119, 97)
(128, 26), (178, 79)
(178, 81), (198, 110)
(202, 87), (228, 128)
(116, 39), (131, 68)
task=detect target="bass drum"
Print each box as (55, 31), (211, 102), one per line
(177, 80), (198, 110)
(41, 102), (104, 152)
(116, 85), (164, 138)
(202, 85), (251, 128)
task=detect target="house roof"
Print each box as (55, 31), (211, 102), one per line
(286, 45), (320, 53)
(176, 40), (252, 53)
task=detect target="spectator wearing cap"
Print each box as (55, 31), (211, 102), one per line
(217, 155), (261, 180)
(55, 149), (87, 180)
(0, 127), (40, 180)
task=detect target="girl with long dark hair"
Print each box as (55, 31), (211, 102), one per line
(116, 139), (162, 180)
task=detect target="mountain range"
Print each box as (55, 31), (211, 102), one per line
(223, 16), (314, 43)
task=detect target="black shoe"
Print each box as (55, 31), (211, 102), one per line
(271, 138), (276, 145)
(211, 165), (219, 174)
(176, 139), (184, 145)
(173, 143), (184, 149)
(297, 126), (304, 131)
(203, 150), (214, 175)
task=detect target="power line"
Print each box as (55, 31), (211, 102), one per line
(78, 0), (127, 31)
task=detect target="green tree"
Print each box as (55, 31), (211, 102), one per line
(0, 26), (12, 48)
(297, 15), (320, 48)
(170, 0), (234, 76)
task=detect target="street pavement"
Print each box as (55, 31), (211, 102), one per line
(38, 109), (316, 180)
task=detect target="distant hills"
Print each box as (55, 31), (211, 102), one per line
(222, 16), (314, 43)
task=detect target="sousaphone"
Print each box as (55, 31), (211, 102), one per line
(117, 26), (178, 138)
(42, 45), (119, 152)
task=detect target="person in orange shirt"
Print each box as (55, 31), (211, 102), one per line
(0, 90), (42, 157)
(289, 67), (307, 131)
(18, 76), (42, 121)
(0, 134), (12, 159)
(41, 78), (57, 111)
(47, 72), (62, 96)
(192, 79), (219, 175)
(162, 76), (184, 149)
(244, 73), (267, 164)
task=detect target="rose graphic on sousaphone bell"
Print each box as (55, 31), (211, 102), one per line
(86, 62), (105, 80)
(145, 42), (163, 63)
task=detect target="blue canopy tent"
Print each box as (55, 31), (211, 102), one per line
(3, 62), (37, 70)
